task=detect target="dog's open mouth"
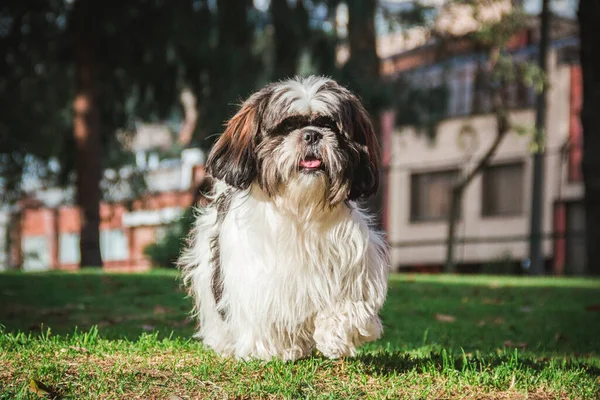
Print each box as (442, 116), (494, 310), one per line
(299, 156), (323, 172)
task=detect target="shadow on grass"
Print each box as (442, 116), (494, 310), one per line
(0, 270), (194, 340)
(381, 276), (600, 356)
(357, 351), (600, 377)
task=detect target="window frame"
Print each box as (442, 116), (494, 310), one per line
(410, 168), (461, 223)
(481, 161), (525, 218)
(59, 232), (80, 264)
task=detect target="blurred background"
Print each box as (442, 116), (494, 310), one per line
(1, 0), (595, 276)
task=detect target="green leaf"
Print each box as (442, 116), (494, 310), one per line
(514, 125), (531, 137)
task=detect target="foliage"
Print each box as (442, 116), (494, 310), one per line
(0, 0), (73, 202)
(0, 272), (599, 398)
(385, 2), (547, 140)
(394, 82), (450, 140)
(0, 0), (264, 200)
(143, 208), (195, 269)
(381, 1), (438, 31)
(0, 0), (358, 199)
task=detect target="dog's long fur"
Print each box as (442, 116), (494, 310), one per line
(179, 76), (389, 361)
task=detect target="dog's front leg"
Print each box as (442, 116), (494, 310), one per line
(314, 233), (388, 359)
(313, 302), (383, 359)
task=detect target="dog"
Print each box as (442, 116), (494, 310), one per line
(179, 76), (389, 361)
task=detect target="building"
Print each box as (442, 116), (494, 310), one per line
(380, 16), (584, 274)
(11, 142), (207, 272)
(0, 211), (8, 271)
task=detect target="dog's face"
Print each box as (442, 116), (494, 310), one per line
(206, 76), (379, 206)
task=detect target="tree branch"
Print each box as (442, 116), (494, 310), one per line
(445, 42), (512, 273)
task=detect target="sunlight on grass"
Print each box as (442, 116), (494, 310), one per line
(1, 270), (599, 399)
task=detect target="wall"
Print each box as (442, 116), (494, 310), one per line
(18, 190), (195, 271)
(385, 55), (580, 270)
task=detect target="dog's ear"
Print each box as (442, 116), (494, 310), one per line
(348, 102), (380, 201)
(207, 98), (262, 189)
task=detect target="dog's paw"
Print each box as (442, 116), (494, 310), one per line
(357, 317), (383, 342)
(280, 344), (309, 361)
(313, 321), (356, 359)
(315, 340), (356, 359)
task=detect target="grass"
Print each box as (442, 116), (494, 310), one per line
(0, 270), (599, 399)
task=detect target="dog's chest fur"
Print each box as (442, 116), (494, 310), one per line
(211, 183), (372, 329)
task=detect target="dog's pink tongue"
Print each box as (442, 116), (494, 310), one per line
(300, 159), (321, 168)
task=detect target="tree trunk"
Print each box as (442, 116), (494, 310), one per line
(270, 0), (308, 80)
(208, 0), (257, 141)
(444, 124), (509, 272)
(73, 0), (102, 267)
(346, 0), (383, 219)
(528, 0), (551, 275)
(578, 0), (600, 275)
(177, 88), (198, 147)
(346, 0), (380, 81)
(445, 186), (463, 273)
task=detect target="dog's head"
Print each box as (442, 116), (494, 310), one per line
(206, 76), (379, 207)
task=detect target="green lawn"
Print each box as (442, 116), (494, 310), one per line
(1, 270), (599, 399)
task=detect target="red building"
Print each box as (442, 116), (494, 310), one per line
(12, 149), (206, 272)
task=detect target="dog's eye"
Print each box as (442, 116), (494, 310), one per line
(275, 116), (307, 134)
(312, 116), (338, 132)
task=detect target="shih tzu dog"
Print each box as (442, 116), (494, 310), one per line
(179, 76), (389, 361)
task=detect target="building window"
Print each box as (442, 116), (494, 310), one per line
(100, 229), (129, 261)
(22, 235), (50, 271)
(472, 61), (536, 114)
(565, 201), (586, 275)
(411, 169), (459, 222)
(59, 233), (80, 264)
(447, 66), (475, 117)
(482, 163), (524, 216)
(507, 80), (536, 110)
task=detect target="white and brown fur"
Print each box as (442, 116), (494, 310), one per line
(179, 76), (389, 361)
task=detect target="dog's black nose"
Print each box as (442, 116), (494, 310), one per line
(302, 130), (322, 144)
